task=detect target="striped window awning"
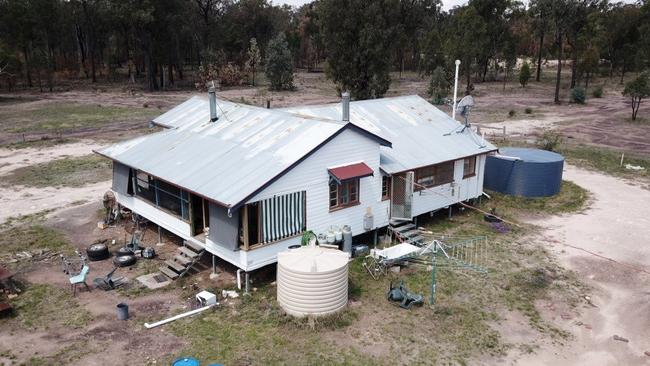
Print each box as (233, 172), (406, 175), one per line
(328, 162), (374, 184)
(260, 191), (306, 244)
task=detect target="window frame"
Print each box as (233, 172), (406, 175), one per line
(414, 162), (455, 191)
(133, 170), (190, 221)
(329, 178), (360, 211)
(463, 156), (477, 179)
(381, 175), (391, 201)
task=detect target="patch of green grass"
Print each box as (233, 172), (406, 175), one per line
(1, 154), (111, 188)
(486, 180), (589, 216)
(0, 103), (158, 133)
(167, 286), (372, 365)
(1, 137), (74, 150)
(10, 284), (92, 329)
(0, 223), (71, 257)
(560, 145), (650, 180)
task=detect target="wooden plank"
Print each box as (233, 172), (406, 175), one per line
(174, 255), (192, 266)
(393, 224), (415, 233)
(178, 246), (199, 258)
(159, 266), (179, 280)
(184, 240), (203, 253)
(165, 260), (186, 272)
(401, 230), (421, 238)
(243, 205), (249, 251)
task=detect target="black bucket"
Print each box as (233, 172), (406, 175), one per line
(117, 303), (129, 320)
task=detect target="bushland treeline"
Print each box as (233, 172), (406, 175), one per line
(0, 0), (648, 100)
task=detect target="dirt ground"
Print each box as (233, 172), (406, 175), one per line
(510, 165), (650, 365)
(1, 71), (650, 365)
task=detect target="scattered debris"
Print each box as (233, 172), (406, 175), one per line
(145, 292), (217, 329)
(222, 290), (239, 299)
(613, 335), (629, 343)
(386, 281), (423, 310)
(624, 164), (645, 171)
(137, 272), (171, 290)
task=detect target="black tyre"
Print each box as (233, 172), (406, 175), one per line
(113, 254), (137, 267)
(116, 247), (134, 256)
(87, 243), (110, 261)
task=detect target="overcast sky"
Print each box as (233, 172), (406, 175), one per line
(274, 0), (637, 11)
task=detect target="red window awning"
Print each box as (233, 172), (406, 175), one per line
(328, 162), (374, 184)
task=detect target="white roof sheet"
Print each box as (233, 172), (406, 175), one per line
(96, 96), (346, 207)
(283, 95), (497, 173)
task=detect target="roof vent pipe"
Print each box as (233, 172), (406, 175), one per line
(341, 91), (350, 122)
(208, 86), (218, 122)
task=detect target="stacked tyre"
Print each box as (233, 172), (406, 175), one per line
(86, 243), (110, 261)
(114, 247), (137, 267)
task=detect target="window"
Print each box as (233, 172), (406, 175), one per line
(381, 176), (391, 201)
(133, 171), (190, 220)
(239, 191), (306, 249)
(329, 179), (359, 210)
(414, 162), (454, 191)
(463, 156), (477, 178)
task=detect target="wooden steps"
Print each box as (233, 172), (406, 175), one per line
(389, 219), (425, 246)
(159, 240), (205, 281)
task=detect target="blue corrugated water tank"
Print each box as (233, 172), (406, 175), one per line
(484, 147), (564, 197)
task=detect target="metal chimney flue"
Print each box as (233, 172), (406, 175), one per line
(208, 86), (218, 122)
(341, 91), (350, 122)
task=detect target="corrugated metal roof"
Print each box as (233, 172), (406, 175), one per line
(96, 96), (349, 208)
(283, 95), (497, 173)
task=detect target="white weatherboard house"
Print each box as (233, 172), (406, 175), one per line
(96, 92), (496, 272)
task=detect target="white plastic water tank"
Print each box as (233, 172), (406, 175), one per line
(277, 245), (348, 317)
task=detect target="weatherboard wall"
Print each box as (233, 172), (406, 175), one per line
(249, 128), (389, 238)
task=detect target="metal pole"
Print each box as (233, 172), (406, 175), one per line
(452, 59), (461, 120)
(158, 225), (162, 244)
(430, 248), (437, 305)
(212, 255), (216, 274)
(244, 272), (250, 295)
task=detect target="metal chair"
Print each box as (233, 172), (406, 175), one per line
(69, 265), (90, 296)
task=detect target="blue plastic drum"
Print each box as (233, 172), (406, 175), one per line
(172, 357), (200, 366)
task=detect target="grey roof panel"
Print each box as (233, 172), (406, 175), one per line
(97, 96), (346, 207)
(283, 95), (497, 173)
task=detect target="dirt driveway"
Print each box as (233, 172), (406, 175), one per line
(0, 140), (111, 223)
(514, 165), (650, 365)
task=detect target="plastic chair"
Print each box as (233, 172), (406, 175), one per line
(69, 265), (90, 296)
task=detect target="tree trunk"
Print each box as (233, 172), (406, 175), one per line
(466, 59), (471, 90)
(570, 48), (577, 89)
(536, 31), (545, 82)
(23, 44), (33, 88)
(554, 32), (563, 104)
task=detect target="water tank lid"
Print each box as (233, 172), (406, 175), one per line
(278, 246), (348, 273)
(498, 147), (564, 163)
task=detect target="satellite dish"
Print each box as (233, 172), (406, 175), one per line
(456, 95), (474, 115)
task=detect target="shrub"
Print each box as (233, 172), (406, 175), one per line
(519, 62), (531, 87)
(571, 87), (586, 104)
(592, 86), (603, 98)
(508, 109), (516, 117)
(525, 107), (533, 114)
(265, 33), (295, 91)
(218, 63), (243, 87)
(194, 63), (219, 91)
(537, 129), (563, 152)
(428, 66), (450, 105)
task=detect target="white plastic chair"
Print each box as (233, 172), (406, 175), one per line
(69, 265), (90, 296)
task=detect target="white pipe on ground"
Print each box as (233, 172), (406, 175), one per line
(452, 60), (461, 120)
(144, 304), (216, 329)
